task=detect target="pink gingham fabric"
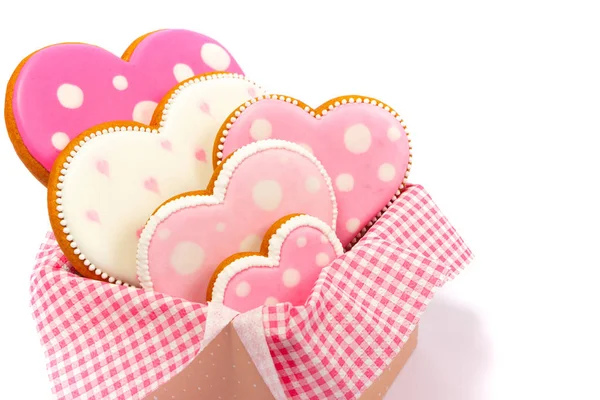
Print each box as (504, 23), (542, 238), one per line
(264, 184), (473, 399)
(30, 239), (209, 399)
(30, 184), (472, 399)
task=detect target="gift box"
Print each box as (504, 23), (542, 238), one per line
(30, 184), (472, 399)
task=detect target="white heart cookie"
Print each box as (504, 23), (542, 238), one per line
(48, 73), (266, 286)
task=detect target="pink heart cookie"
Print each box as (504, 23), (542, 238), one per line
(6, 29), (243, 185)
(214, 95), (412, 247)
(207, 214), (344, 313)
(48, 74), (265, 286)
(136, 139), (338, 304)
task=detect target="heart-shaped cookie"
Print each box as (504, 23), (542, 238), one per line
(6, 29), (243, 185)
(214, 95), (411, 247)
(136, 139), (338, 304)
(207, 214), (344, 313)
(48, 73), (265, 286)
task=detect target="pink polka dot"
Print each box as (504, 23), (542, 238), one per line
(252, 180), (283, 211)
(282, 268), (301, 288)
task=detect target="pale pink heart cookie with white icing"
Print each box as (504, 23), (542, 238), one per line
(136, 139), (338, 304)
(6, 29), (243, 185)
(48, 73), (266, 286)
(214, 95), (411, 247)
(207, 214), (344, 313)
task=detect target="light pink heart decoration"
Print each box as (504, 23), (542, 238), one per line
(86, 210), (100, 223)
(143, 177), (160, 194)
(195, 149), (207, 162)
(137, 139), (338, 304)
(216, 95), (412, 246)
(6, 29), (244, 185)
(96, 159), (109, 177)
(160, 140), (172, 151)
(208, 215), (344, 312)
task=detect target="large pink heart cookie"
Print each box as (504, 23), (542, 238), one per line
(6, 29), (243, 185)
(207, 214), (344, 313)
(136, 139), (338, 304)
(214, 95), (411, 247)
(48, 73), (265, 286)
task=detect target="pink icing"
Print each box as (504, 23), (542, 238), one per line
(220, 99), (410, 245)
(216, 223), (342, 313)
(11, 29), (243, 173)
(142, 145), (336, 303)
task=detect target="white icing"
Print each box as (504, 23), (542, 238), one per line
(264, 297), (279, 305)
(112, 75), (128, 91)
(57, 74), (266, 285)
(209, 214), (344, 304)
(252, 180), (283, 211)
(173, 63), (195, 82)
(304, 176), (322, 193)
(131, 100), (158, 124)
(378, 163), (396, 182)
(201, 43), (231, 71)
(345, 218), (360, 233)
(249, 119), (272, 140)
(137, 139), (339, 290)
(170, 241), (205, 274)
(344, 123), (372, 154)
(296, 236), (307, 247)
(235, 281), (251, 297)
(57, 83), (84, 109)
(387, 126), (402, 141)
(335, 173), (354, 192)
(315, 252), (331, 267)
(239, 234), (262, 252)
(282, 268), (301, 288)
(51, 132), (70, 151)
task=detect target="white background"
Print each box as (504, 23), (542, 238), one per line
(0, 0), (599, 399)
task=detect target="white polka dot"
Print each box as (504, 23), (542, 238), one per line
(112, 75), (128, 91)
(344, 124), (372, 154)
(235, 281), (251, 297)
(170, 241), (205, 274)
(346, 218), (361, 233)
(316, 252), (331, 267)
(387, 126), (403, 141)
(305, 176), (321, 193)
(299, 143), (313, 154)
(282, 268), (301, 288)
(252, 180), (283, 211)
(296, 237), (307, 247)
(201, 43), (231, 71)
(132, 100), (158, 125)
(320, 234), (329, 244)
(158, 228), (171, 240)
(239, 234), (262, 252)
(249, 119), (272, 140)
(335, 174), (355, 192)
(51, 132), (70, 151)
(264, 297), (279, 306)
(378, 163), (397, 182)
(173, 63), (194, 82)
(216, 222), (226, 232)
(57, 83), (83, 109)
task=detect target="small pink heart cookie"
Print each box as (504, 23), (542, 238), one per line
(214, 95), (412, 247)
(137, 139), (338, 303)
(207, 214), (344, 313)
(6, 29), (243, 185)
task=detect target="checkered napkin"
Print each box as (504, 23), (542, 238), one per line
(29, 184), (472, 400)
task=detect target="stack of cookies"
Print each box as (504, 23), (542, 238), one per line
(6, 29), (411, 311)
